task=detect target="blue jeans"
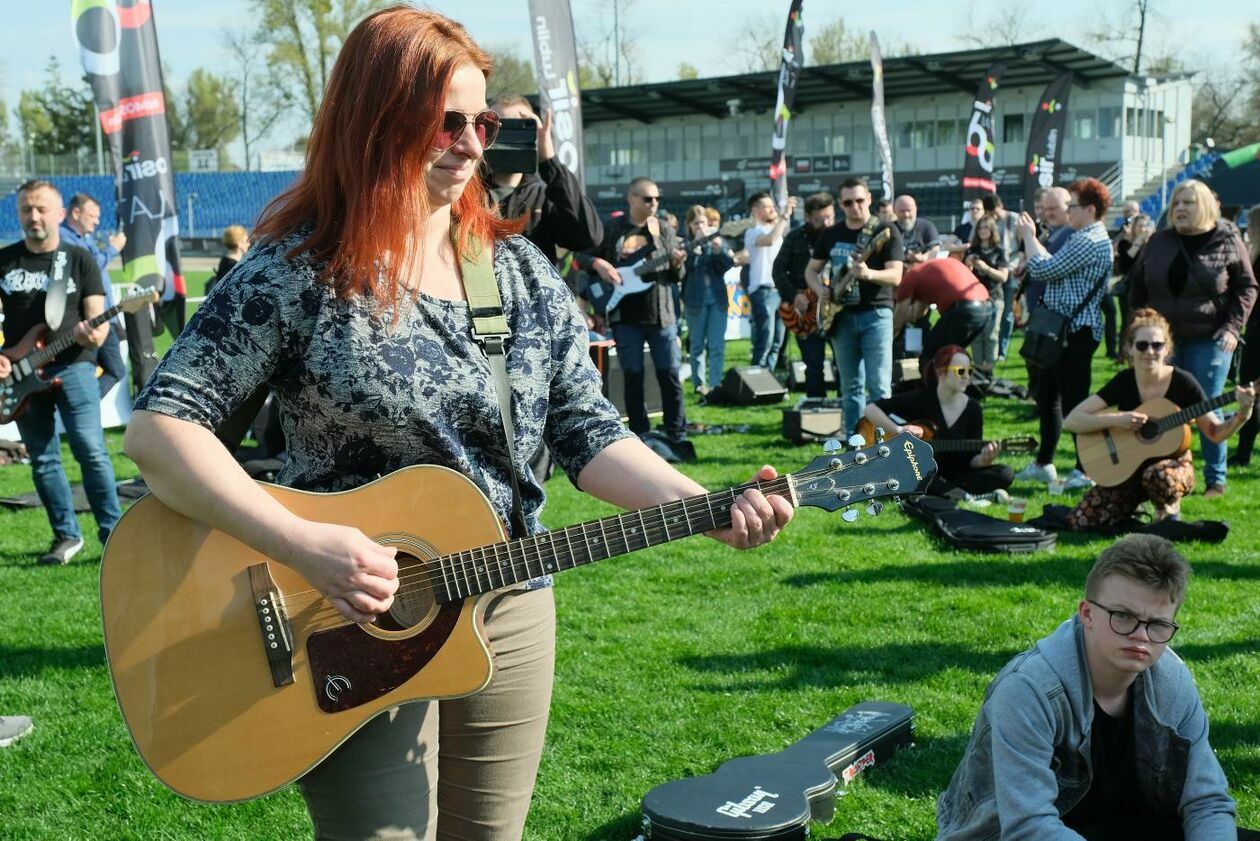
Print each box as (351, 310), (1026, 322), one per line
(829, 307), (893, 435)
(748, 286), (784, 369)
(612, 322), (686, 439)
(15, 361), (121, 542)
(686, 301), (727, 390)
(1173, 338), (1231, 488)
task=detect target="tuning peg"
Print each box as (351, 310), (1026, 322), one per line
(841, 508), (860, 523)
(847, 433), (866, 450)
(874, 426), (886, 443)
(823, 438), (842, 454)
(866, 501), (884, 517)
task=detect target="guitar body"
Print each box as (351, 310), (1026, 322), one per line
(779, 289), (821, 338)
(100, 465), (506, 803)
(1077, 397), (1194, 487)
(604, 259), (656, 312)
(0, 323), (60, 423)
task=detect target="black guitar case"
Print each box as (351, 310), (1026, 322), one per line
(640, 701), (913, 840)
(903, 495), (1056, 553)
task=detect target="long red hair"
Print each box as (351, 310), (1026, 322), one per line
(254, 6), (521, 308)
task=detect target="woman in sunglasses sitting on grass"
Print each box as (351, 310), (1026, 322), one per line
(1064, 308), (1254, 529)
(862, 344), (1014, 499)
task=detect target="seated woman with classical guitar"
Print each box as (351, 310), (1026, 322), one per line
(862, 345), (1016, 498)
(1065, 308), (1255, 528)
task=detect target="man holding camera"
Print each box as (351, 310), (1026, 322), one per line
(487, 95), (603, 266)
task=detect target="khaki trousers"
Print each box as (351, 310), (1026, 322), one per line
(298, 586), (556, 840)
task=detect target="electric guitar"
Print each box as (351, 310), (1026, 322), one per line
(0, 287), (159, 422)
(586, 219), (754, 315)
(100, 434), (936, 803)
(802, 228), (892, 336)
(855, 417), (1037, 457)
(1077, 382), (1256, 487)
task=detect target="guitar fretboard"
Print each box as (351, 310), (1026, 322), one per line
(430, 478), (791, 602)
(1155, 385), (1251, 433)
(22, 300), (134, 371)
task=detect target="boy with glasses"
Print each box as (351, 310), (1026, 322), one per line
(937, 534), (1254, 840)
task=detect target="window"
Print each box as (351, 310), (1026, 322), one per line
(853, 127), (871, 152)
(1073, 112), (1096, 140)
(896, 121), (912, 149)
(911, 121), (935, 149)
(682, 125), (702, 161)
(1003, 114), (1025, 144)
(1099, 107), (1121, 138)
(1125, 107), (1140, 137)
(936, 119), (959, 148)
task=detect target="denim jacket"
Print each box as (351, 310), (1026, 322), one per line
(936, 616), (1236, 840)
(682, 242), (734, 312)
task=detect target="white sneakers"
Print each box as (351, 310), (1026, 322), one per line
(1014, 462), (1058, 483)
(1063, 469), (1096, 490)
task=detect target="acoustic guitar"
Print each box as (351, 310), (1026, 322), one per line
(0, 287), (159, 422)
(782, 228), (893, 337)
(100, 435), (936, 803)
(855, 416), (1037, 457)
(1077, 384), (1255, 487)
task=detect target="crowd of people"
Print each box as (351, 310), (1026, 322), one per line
(1, 6), (1259, 838)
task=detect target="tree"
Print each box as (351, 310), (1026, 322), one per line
(956, 3), (1032, 48)
(575, 0), (642, 88)
(182, 69), (241, 151)
(15, 58), (95, 157)
(223, 25), (292, 170)
(677, 62), (700, 81)
(722, 13), (782, 74)
(250, 0), (392, 128)
(810, 18), (869, 65)
(485, 46), (538, 102)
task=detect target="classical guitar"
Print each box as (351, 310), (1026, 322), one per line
(0, 287), (159, 422)
(1077, 383), (1256, 487)
(586, 218), (755, 315)
(100, 435), (936, 803)
(809, 228), (893, 336)
(855, 417), (1037, 457)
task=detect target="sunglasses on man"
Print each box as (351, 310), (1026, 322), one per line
(434, 110), (501, 152)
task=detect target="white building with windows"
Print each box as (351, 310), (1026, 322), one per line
(567, 40), (1193, 228)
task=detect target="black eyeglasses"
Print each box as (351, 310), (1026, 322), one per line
(434, 110), (500, 152)
(1087, 600), (1179, 643)
(636, 194), (661, 203)
(1134, 340), (1166, 353)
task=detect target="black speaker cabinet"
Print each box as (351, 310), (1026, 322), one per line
(590, 340), (662, 420)
(781, 398), (845, 444)
(717, 366), (787, 405)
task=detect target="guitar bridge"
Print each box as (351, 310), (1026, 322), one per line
(248, 563), (294, 687)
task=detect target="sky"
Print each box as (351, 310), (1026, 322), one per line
(1, 1), (1249, 166)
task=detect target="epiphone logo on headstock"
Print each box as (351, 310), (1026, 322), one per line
(903, 440), (923, 481)
(715, 786), (780, 819)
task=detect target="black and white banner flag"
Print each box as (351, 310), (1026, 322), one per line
(529, 0), (586, 189)
(869, 32), (894, 200)
(767, 0), (804, 211)
(961, 64), (1004, 200)
(1022, 72), (1073, 211)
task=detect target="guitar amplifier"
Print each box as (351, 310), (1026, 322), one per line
(715, 366), (787, 406)
(590, 340), (661, 420)
(781, 398), (844, 445)
(892, 357), (922, 384)
(641, 701), (914, 841)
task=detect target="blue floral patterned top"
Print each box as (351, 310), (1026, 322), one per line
(134, 233), (633, 540)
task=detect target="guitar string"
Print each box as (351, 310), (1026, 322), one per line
(275, 457), (918, 627)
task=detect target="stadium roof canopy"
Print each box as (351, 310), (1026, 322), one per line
(572, 39), (1131, 125)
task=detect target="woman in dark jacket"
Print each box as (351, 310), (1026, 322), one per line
(681, 204), (734, 395)
(1127, 179), (1258, 496)
(1231, 204), (1260, 466)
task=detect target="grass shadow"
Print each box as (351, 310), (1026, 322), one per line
(781, 554), (1090, 591)
(0, 643), (104, 676)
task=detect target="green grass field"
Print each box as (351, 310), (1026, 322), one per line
(0, 278), (1256, 839)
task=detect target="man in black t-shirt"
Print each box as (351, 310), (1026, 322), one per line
(577, 177), (688, 443)
(804, 176), (905, 434)
(0, 180), (121, 565)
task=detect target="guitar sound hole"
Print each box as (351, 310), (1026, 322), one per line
(372, 551), (439, 632)
(1139, 422), (1160, 441)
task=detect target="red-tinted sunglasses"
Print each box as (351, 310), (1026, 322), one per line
(434, 110), (500, 152)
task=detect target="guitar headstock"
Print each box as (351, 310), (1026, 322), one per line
(791, 432), (936, 518)
(120, 287), (160, 314)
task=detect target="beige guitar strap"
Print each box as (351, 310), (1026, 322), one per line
(458, 228), (529, 537)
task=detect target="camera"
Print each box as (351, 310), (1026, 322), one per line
(483, 117), (538, 175)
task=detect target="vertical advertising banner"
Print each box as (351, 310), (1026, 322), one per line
(767, 0), (805, 212)
(962, 64), (1005, 200)
(1022, 72), (1073, 211)
(529, 0), (586, 189)
(869, 32), (894, 201)
(72, 0), (183, 391)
